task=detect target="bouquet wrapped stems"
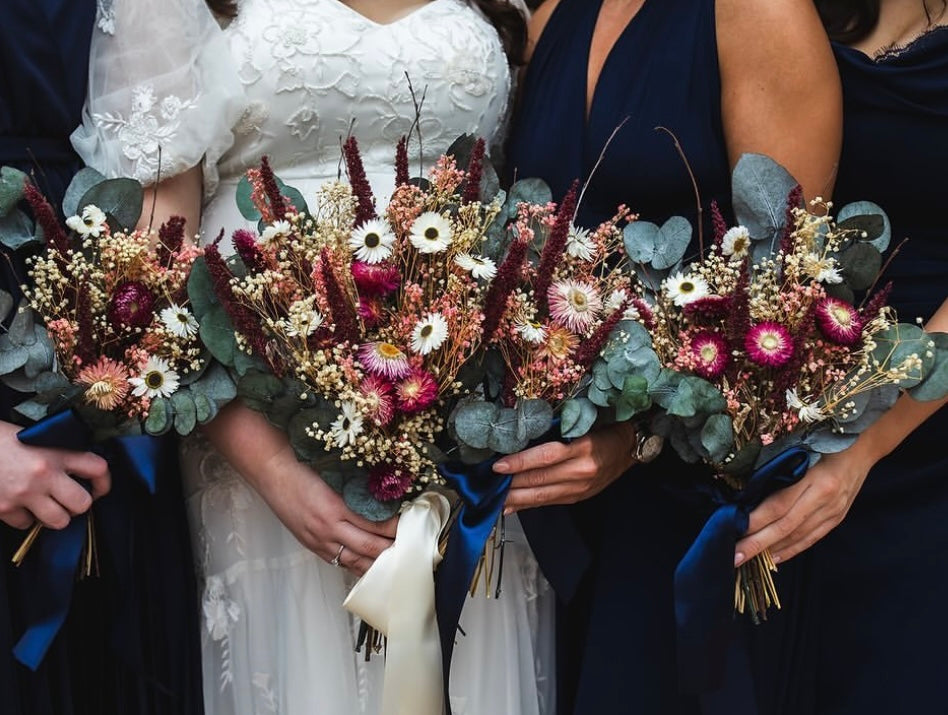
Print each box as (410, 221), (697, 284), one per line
(735, 549), (780, 624)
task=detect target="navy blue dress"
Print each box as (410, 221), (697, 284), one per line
(507, 0), (733, 712)
(750, 27), (948, 715)
(0, 2), (203, 712)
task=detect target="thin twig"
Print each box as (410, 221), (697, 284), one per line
(404, 72), (428, 177)
(655, 125), (704, 256)
(860, 236), (909, 309)
(148, 145), (163, 232)
(575, 115), (630, 223)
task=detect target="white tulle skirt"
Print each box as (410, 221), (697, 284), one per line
(180, 433), (555, 715)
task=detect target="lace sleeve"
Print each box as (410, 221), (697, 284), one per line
(71, 0), (245, 200)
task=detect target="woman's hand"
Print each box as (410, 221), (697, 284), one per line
(496, 421), (638, 513)
(735, 446), (874, 567)
(0, 421), (110, 530)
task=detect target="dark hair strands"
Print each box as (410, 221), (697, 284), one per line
(815, 0), (946, 44)
(205, 0), (526, 64)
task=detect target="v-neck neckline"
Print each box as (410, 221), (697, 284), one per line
(331, 0), (445, 28)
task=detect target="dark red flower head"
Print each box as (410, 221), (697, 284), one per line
(368, 464), (413, 502)
(108, 281), (156, 329)
(352, 261), (400, 297)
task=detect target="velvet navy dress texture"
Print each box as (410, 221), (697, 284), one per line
(0, 2), (203, 713)
(749, 26), (948, 715)
(507, 0), (735, 712)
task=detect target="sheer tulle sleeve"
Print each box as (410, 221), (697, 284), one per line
(70, 0), (245, 200)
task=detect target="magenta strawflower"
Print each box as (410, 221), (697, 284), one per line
(745, 321), (795, 368)
(816, 296), (863, 346)
(352, 261), (400, 296)
(360, 375), (396, 427)
(691, 331), (729, 379)
(368, 464), (412, 502)
(357, 296), (385, 329)
(394, 369), (439, 414)
(108, 281), (156, 329)
(359, 342), (411, 380)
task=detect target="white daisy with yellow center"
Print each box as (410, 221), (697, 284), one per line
(663, 272), (710, 307)
(159, 303), (199, 339)
(261, 219), (292, 244)
(454, 253), (497, 280)
(348, 218), (395, 264)
(409, 212), (453, 254)
(331, 401), (364, 447)
(721, 226), (751, 259)
(65, 205), (108, 238)
(517, 321), (547, 344)
(130, 356), (180, 399)
(411, 312), (449, 355)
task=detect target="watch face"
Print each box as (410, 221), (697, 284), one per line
(638, 434), (664, 463)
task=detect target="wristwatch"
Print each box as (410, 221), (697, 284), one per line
(632, 424), (664, 464)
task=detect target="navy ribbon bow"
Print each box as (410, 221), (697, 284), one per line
(674, 446), (810, 707)
(12, 410), (160, 670)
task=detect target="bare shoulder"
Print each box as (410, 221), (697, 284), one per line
(524, 0), (561, 64)
(715, 0), (843, 199)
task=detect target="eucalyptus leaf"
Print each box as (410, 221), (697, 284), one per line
(458, 442), (496, 465)
(487, 407), (530, 454)
(613, 374), (651, 422)
(171, 391), (197, 435)
(837, 214), (885, 243)
(652, 216), (692, 270)
(700, 414), (734, 464)
(453, 401), (500, 450)
(909, 331), (948, 402)
(198, 305), (237, 366)
(7, 302), (35, 347)
(22, 326), (55, 378)
(288, 408), (328, 461)
(191, 361), (238, 404)
(13, 399), (50, 423)
(77, 177), (144, 231)
(870, 323), (935, 389)
(0, 289), (13, 323)
(0, 166), (27, 217)
(731, 153), (799, 249)
(192, 392), (216, 424)
(2, 368), (68, 394)
(235, 175), (262, 221)
(0, 209), (38, 251)
(804, 427), (859, 455)
(505, 178), (552, 217)
(237, 371), (285, 405)
(824, 282), (855, 305)
(836, 200), (890, 253)
(560, 397), (598, 439)
(344, 474), (401, 522)
(623, 221), (659, 264)
(838, 384), (900, 434)
(62, 167), (106, 217)
(586, 381), (612, 408)
(0, 338), (29, 374)
(233, 347), (266, 377)
(144, 397), (173, 435)
(721, 438), (763, 476)
(187, 256), (221, 319)
(838, 242), (883, 291)
(517, 399), (554, 441)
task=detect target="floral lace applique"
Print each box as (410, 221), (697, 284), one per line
(91, 84), (199, 184)
(96, 0), (115, 35)
(202, 576), (241, 692)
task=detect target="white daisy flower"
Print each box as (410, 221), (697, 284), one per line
(410, 312), (449, 355)
(331, 401), (364, 447)
(286, 310), (324, 337)
(517, 321), (547, 344)
(785, 389), (826, 424)
(721, 226), (751, 259)
(65, 205), (108, 238)
(663, 272), (710, 307)
(159, 303), (199, 339)
(565, 226), (596, 261)
(605, 288), (641, 320)
(454, 253), (497, 280)
(261, 220), (292, 243)
(409, 212), (453, 254)
(130, 356), (180, 399)
(348, 218), (395, 264)
(803, 253), (844, 284)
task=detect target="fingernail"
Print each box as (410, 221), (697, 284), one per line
(734, 552), (745, 567)
(503, 507), (513, 516)
(494, 461), (509, 473)
(772, 554), (782, 564)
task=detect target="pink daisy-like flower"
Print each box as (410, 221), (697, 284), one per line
(359, 342), (411, 380)
(352, 261), (400, 297)
(76, 357), (130, 411)
(745, 322), (795, 368)
(108, 281), (156, 329)
(815, 296), (863, 346)
(360, 375), (396, 427)
(394, 369), (439, 414)
(691, 331), (729, 379)
(547, 279), (602, 333)
(357, 296), (385, 329)
(368, 464), (413, 502)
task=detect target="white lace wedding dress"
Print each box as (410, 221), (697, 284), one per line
(72, 1), (554, 714)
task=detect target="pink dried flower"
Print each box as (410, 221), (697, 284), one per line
(24, 182), (70, 257)
(157, 215), (186, 267)
(357, 296), (385, 329)
(816, 296), (863, 346)
(359, 342), (412, 380)
(260, 155), (288, 221)
(394, 368), (439, 414)
(108, 281), (156, 330)
(395, 135), (410, 188)
(548, 279), (602, 333)
(690, 331), (729, 380)
(368, 464), (412, 502)
(76, 357), (130, 411)
(352, 261), (400, 296)
(232, 229), (267, 273)
(683, 295), (731, 322)
(745, 322), (795, 368)
(320, 248), (360, 344)
(482, 237), (528, 341)
(710, 200), (729, 246)
(535, 180), (579, 312)
(360, 375), (396, 427)
(343, 136), (377, 226)
(461, 137), (486, 204)
(860, 281), (893, 325)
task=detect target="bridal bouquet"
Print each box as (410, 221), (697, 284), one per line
(0, 169), (234, 440)
(188, 136), (506, 520)
(617, 154), (948, 623)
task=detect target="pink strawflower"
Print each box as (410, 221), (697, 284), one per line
(357, 296), (386, 329)
(352, 261), (400, 296)
(360, 375), (396, 427)
(359, 342), (411, 380)
(548, 279), (602, 333)
(690, 331), (729, 380)
(816, 296), (863, 346)
(76, 357), (130, 411)
(368, 464), (412, 502)
(394, 368), (439, 414)
(108, 281), (156, 330)
(745, 322), (795, 368)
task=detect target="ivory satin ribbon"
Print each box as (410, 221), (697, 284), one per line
(343, 492), (452, 715)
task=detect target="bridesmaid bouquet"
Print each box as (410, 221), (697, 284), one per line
(188, 136), (508, 520)
(0, 170), (234, 442)
(618, 154), (948, 623)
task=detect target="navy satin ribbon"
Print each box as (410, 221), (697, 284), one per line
(434, 457), (511, 715)
(12, 410), (160, 669)
(674, 446), (810, 704)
